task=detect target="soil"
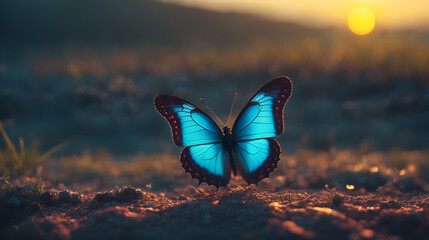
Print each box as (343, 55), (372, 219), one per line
(1, 172), (428, 240)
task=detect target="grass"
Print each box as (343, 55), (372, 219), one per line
(24, 33), (429, 82)
(0, 121), (63, 177)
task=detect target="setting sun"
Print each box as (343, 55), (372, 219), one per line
(348, 7), (375, 35)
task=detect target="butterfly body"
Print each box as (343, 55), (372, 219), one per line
(154, 76), (293, 188)
(222, 126), (237, 176)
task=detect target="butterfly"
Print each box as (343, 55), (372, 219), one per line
(154, 76), (293, 188)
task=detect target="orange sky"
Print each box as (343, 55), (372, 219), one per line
(160, 0), (429, 30)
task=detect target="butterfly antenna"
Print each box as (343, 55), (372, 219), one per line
(226, 92), (237, 127)
(200, 98), (225, 127)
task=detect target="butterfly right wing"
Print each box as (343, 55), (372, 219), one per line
(154, 95), (223, 147)
(231, 77), (292, 185)
(232, 76), (292, 141)
(234, 138), (281, 185)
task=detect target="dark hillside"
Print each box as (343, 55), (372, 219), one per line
(0, 0), (316, 47)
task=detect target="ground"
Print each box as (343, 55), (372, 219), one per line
(1, 150), (428, 240)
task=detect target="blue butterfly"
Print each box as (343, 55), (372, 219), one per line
(154, 76), (293, 188)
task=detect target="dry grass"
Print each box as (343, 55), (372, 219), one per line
(29, 36), (429, 81)
(0, 122), (63, 177)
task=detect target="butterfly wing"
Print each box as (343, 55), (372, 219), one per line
(154, 95), (223, 147)
(154, 95), (230, 187)
(231, 76), (292, 185)
(232, 76), (293, 141)
(234, 139), (281, 185)
(180, 144), (231, 188)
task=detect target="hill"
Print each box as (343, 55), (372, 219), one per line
(0, 0), (318, 47)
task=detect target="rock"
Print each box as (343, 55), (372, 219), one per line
(94, 191), (115, 203)
(116, 187), (143, 202)
(94, 187), (142, 203)
(70, 193), (83, 205)
(39, 191), (58, 206)
(59, 190), (82, 205)
(59, 190), (72, 202)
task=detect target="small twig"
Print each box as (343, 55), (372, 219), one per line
(325, 184), (335, 198)
(196, 184), (210, 201)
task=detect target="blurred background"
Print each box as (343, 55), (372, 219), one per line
(0, 0), (428, 178)
(2, 3), (429, 239)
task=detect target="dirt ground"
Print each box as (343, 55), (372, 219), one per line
(1, 150), (428, 240)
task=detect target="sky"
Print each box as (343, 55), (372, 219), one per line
(160, 0), (429, 30)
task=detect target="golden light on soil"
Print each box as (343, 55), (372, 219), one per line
(348, 7), (375, 35)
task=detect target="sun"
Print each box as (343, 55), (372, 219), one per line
(348, 7), (375, 36)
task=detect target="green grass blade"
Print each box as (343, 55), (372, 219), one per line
(37, 142), (66, 163)
(19, 137), (26, 162)
(0, 121), (22, 170)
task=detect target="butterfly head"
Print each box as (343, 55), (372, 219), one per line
(222, 126), (231, 136)
(222, 126), (233, 151)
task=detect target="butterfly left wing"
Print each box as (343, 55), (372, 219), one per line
(231, 77), (293, 185)
(180, 143), (231, 188)
(154, 95), (223, 147)
(154, 95), (230, 187)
